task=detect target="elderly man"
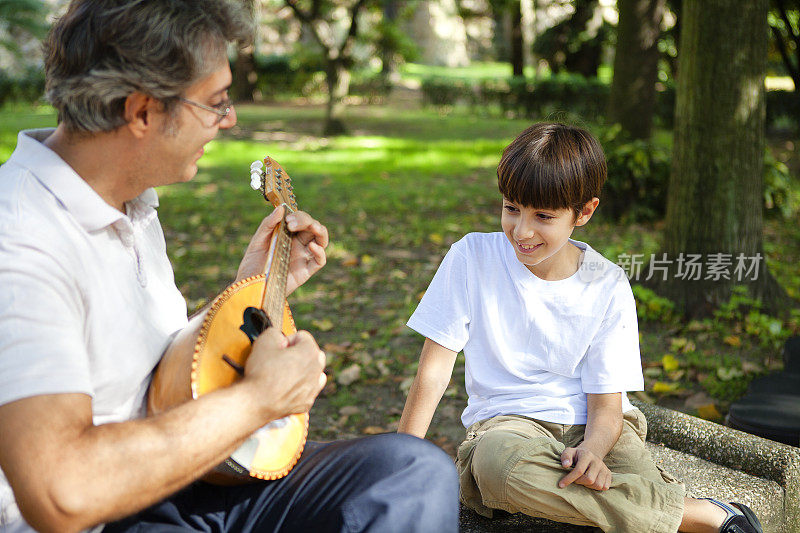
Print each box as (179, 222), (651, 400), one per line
(0, 1), (457, 532)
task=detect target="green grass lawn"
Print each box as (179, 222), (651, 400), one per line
(1, 101), (798, 449)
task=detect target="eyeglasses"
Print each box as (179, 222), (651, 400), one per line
(179, 97), (232, 125)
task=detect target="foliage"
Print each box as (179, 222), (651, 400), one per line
(0, 66), (45, 107)
(653, 83), (676, 129)
(766, 89), (800, 133)
(768, 0), (800, 89)
(364, 13), (420, 67)
(348, 74), (391, 104)
(598, 124), (672, 222)
(764, 149), (800, 218)
(632, 285), (678, 324)
(531, 0), (610, 78)
(636, 282), (798, 406)
(711, 286), (794, 351)
(252, 54), (323, 99)
(421, 73), (610, 118)
(417, 72), (795, 134)
(420, 77), (474, 108)
(0, 0), (48, 57)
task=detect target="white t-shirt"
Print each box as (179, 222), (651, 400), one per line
(407, 232), (643, 428)
(0, 130), (189, 529)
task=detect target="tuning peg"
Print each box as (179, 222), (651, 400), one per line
(250, 160), (263, 171)
(250, 171), (261, 190)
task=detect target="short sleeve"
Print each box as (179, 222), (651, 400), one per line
(0, 229), (92, 407)
(580, 277), (644, 393)
(406, 242), (471, 352)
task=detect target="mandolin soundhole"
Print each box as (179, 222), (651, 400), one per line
(239, 306), (272, 343)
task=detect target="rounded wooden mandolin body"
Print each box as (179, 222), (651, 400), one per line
(147, 275), (309, 484)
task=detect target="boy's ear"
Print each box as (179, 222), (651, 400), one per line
(574, 197), (600, 227)
(123, 92), (160, 139)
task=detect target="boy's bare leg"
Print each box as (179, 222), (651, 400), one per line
(679, 497), (730, 532)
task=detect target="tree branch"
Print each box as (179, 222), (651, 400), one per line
(338, 0), (369, 58)
(770, 23), (800, 87)
(284, 0), (331, 53)
(776, 0), (800, 57)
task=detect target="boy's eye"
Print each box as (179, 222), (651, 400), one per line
(536, 213), (554, 220)
(503, 204), (519, 213)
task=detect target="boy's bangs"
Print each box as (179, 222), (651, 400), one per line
(498, 156), (577, 211)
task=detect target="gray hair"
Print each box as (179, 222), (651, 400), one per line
(44, 0), (253, 133)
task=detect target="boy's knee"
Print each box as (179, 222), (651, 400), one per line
(471, 431), (562, 501)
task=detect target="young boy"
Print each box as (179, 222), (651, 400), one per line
(397, 123), (763, 533)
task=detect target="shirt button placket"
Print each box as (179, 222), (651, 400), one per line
(114, 219), (147, 287)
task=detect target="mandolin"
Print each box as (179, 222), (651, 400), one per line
(147, 156), (308, 484)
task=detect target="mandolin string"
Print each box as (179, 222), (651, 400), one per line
(261, 215), (292, 330)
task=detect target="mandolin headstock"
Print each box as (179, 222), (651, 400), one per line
(249, 157), (298, 211)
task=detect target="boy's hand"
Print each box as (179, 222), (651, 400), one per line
(558, 446), (612, 491)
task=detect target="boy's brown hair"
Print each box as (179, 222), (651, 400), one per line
(497, 122), (607, 218)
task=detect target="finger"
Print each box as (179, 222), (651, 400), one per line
(586, 471), (607, 491)
(590, 468), (611, 491)
(558, 470), (578, 489)
(306, 240), (327, 268)
(286, 330), (321, 355)
(285, 329), (311, 345)
(253, 325), (289, 349)
(559, 455), (591, 488)
(559, 464), (585, 488)
(560, 448), (576, 469)
(601, 471), (612, 491)
(256, 205), (285, 236)
(287, 212), (329, 248)
(584, 463), (601, 485)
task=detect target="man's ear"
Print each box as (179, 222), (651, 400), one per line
(123, 92), (159, 139)
(575, 197), (600, 227)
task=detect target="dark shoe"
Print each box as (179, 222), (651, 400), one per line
(704, 499), (763, 533)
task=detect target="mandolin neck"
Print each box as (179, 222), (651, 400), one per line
(261, 215), (292, 330)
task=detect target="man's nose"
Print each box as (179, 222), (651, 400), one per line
(220, 104), (237, 129)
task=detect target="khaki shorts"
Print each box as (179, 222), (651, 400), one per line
(456, 409), (685, 533)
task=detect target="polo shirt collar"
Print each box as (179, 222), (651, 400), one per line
(11, 129), (158, 232)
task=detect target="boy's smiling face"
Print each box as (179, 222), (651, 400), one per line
(501, 197), (598, 280)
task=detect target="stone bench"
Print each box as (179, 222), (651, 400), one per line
(457, 401), (799, 533)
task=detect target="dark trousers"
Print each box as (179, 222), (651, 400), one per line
(104, 433), (458, 533)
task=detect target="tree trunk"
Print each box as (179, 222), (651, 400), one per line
(323, 60), (350, 136)
(232, 45), (257, 102)
(408, 0), (469, 67)
(492, 2), (509, 62)
(231, 0), (257, 102)
(380, 0), (399, 83)
(656, 0), (790, 316)
(510, 0), (524, 77)
(607, 0), (665, 139)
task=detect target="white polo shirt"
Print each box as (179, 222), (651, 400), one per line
(408, 232), (644, 428)
(0, 129), (189, 529)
